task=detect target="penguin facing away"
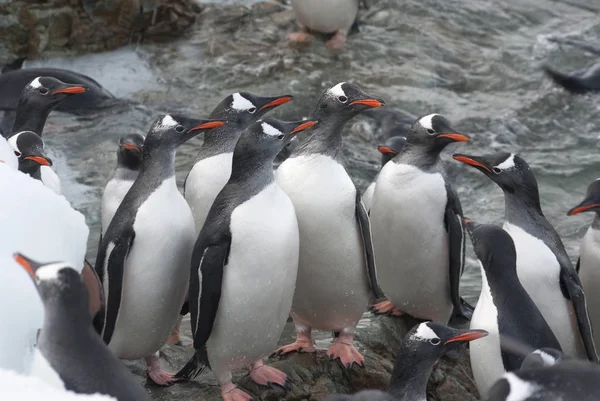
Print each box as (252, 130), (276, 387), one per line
(176, 118), (317, 401)
(453, 152), (598, 362)
(273, 82), (384, 368)
(362, 135), (406, 212)
(94, 114), (225, 386)
(463, 218), (562, 396)
(520, 348), (565, 370)
(567, 178), (600, 352)
(370, 114), (473, 322)
(7, 130), (52, 181)
(14, 253), (152, 401)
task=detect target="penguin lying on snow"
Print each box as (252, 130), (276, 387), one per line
(274, 82), (384, 368)
(94, 114), (225, 386)
(463, 218), (561, 395)
(176, 119), (317, 401)
(7, 130), (53, 180)
(15, 253), (152, 401)
(370, 114), (474, 322)
(567, 178), (600, 352)
(453, 152), (598, 362)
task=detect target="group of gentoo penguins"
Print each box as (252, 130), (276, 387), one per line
(3, 73), (600, 401)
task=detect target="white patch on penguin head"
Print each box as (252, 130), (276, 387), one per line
(328, 82), (347, 98)
(231, 93), (256, 112)
(261, 122), (283, 137)
(7, 132), (23, 153)
(410, 322), (440, 342)
(531, 349), (557, 367)
(28, 77), (43, 89)
(418, 114), (440, 130)
(157, 114), (178, 130)
(496, 153), (516, 171)
(503, 372), (537, 401)
(35, 262), (73, 281)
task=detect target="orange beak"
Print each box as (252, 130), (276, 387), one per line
(24, 155), (52, 166)
(349, 99), (384, 108)
(52, 86), (87, 95)
(445, 329), (488, 344)
(452, 155), (492, 173)
(438, 133), (470, 142)
(259, 96), (293, 111)
(122, 143), (142, 152)
(14, 254), (35, 279)
(378, 146), (397, 155)
(190, 121), (225, 131)
(290, 120), (318, 135)
(568, 203), (600, 216)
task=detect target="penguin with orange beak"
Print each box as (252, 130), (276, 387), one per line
(7, 130), (53, 181)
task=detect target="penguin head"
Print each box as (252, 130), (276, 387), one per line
(145, 114), (225, 149)
(408, 114), (470, 152)
(7, 131), (52, 173)
(464, 217), (517, 273)
(210, 92), (293, 127)
(377, 135), (406, 166)
(236, 118), (319, 160)
(520, 348), (565, 370)
(567, 178), (600, 216)
(402, 322), (487, 361)
(117, 133), (144, 170)
(313, 82), (385, 121)
(19, 76), (88, 110)
(452, 152), (540, 203)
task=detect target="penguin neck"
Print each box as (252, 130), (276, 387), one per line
(197, 126), (243, 160)
(230, 152), (274, 185)
(42, 291), (90, 331)
(388, 346), (433, 401)
(12, 102), (49, 136)
(395, 142), (440, 171)
(139, 145), (176, 182)
(117, 151), (142, 172)
(591, 213), (600, 230)
(18, 163), (42, 181)
(293, 117), (345, 159)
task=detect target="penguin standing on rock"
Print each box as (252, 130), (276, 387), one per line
(567, 178), (600, 351)
(7, 130), (53, 180)
(370, 114), (473, 322)
(463, 218), (561, 396)
(94, 114), (225, 386)
(176, 119), (317, 401)
(273, 82), (384, 368)
(453, 152), (597, 362)
(14, 253), (152, 401)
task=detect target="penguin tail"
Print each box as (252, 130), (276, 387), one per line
(174, 350), (208, 381)
(543, 65), (591, 94)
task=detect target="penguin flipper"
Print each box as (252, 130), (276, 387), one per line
(444, 184), (473, 320)
(576, 257), (581, 274)
(355, 190), (383, 300)
(559, 267), (599, 362)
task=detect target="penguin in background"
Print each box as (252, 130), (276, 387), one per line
(176, 119), (317, 401)
(14, 253), (152, 401)
(567, 178), (600, 352)
(94, 114), (225, 386)
(6, 130), (53, 180)
(463, 218), (562, 396)
(362, 135), (406, 212)
(370, 114), (473, 322)
(453, 152), (597, 362)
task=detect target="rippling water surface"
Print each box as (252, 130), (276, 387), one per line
(15, 0), (600, 306)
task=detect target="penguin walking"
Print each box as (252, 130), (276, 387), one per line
(273, 82), (384, 367)
(7, 130), (53, 180)
(463, 218), (562, 396)
(362, 135), (406, 212)
(369, 114), (473, 322)
(101, 133), (145, 238)
(176, 118), (317, 401)
(567, 178), (600, 351)
(453, 152), (597, 361)
(94, 114), (225, 386)
(15, 253), (152, 401)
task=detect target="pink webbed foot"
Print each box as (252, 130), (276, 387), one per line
(271, 331), (316, 356)
(287, 31), (314, 45)
(250, 360), (289, 389)
(327, 332), (365, 369)
(145, 354), (182, 386)
(326, 30), (348, 53)
(222, 382), (253, 401)
(370, 300), (405, 317)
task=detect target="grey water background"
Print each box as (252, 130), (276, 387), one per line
(17, 0), (600, 311)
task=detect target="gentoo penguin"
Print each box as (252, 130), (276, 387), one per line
(362, 135), (406, 212)
(567, 178), (600, 351)
(485, 360), (600, 401)
(0, 135), (18, 168)
(15, 253), (152, 401)
(7, 130), (53, 180)
(94, 114), (224, 386)
(463, 218), (561, 396)
(274, 82), (384, 367)
(453, 152), (597, 361)
(520, 348), (565, 370)
(543, 37), (600, 94)
(288, 0), (359, 51)
(184, 92), (293, 234)
(176, 118), (317, 401)
(370, 114), (473, 322)
(101, 133), (145, 238)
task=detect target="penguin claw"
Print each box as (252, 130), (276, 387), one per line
(271, 338), (316, 357)
(370, 300), (405, 317)
(327, 335), (365, 369)
(147, 369), (182, 386)
(250, 362), (288, 388)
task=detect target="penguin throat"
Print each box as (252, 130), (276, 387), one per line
(504, 188), (543, 224)
(292, 119), (344, 158)
(197, 126), (243, 160)
(394, 143), (439, 170)
(388, 347), (435, 401)
(140, 147), (176, 179)
(12, 100), (50, 136)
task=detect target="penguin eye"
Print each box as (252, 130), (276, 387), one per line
(14, 151), (21, 157)
(39, 87), (49, 95)
(430, 338), (441, 345)
(277, 134), (285, 140)
(338, 95), (348, 103)
(175, 125), (184, 133)
(426, 128), (435, 135)
(248, 107), (257, 114)
(492, 167), (502, 174)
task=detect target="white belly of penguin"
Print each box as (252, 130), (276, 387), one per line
(205, 182), (299, 377)
(41, 166), (61, 195)
(470, 262), (504, 397)
(107, 177), (195, 359)
(579, 226), (600, 351)
(291, 0), (358, 33)
(276, 154), (370, 331)
(503, 222), (584, 358)
(185, 153), (232, 234)
(101, 178), (134, 236)
(371, 163), (452, 322)
(362, 180), (376, 213)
